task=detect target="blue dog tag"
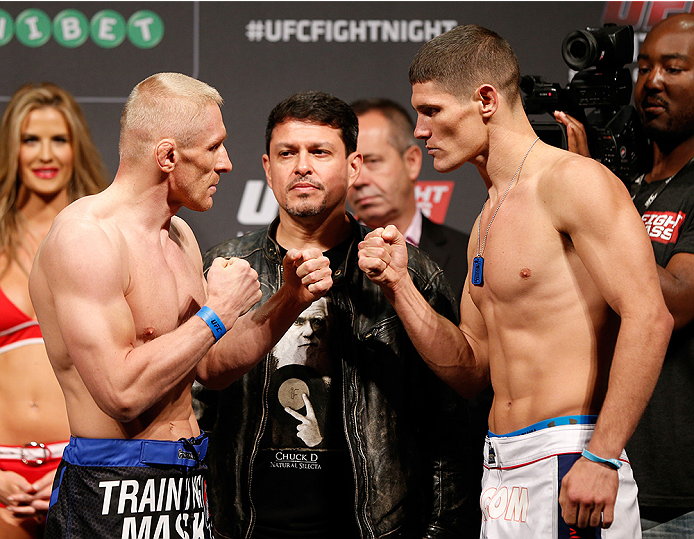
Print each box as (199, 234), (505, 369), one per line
(472, 256), (484, 286)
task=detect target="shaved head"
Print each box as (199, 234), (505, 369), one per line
(649, 12), (694, 34)
(119, 73), (223, 163)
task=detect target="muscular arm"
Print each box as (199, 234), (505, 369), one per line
(548, 155), (673, 527)
(197, 248), (332, 389)
(358, 226), (489, 398)
(554, 111), (694, 328)
(30, 219), (260, 423)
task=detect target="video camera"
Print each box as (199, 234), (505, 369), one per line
(522, 24), (647, 182)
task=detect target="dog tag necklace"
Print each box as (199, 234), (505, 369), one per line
(472, 137), (539, 286)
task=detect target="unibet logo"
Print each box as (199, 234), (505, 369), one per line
(0, 8), (164, 48)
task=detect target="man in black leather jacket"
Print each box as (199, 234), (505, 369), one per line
(198, 91), (478, 539)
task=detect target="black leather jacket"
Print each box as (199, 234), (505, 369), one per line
(199, 215), (478, 539)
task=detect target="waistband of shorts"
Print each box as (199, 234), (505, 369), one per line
(483, 421), (629, 469)
(62, 432), (208, 468)
(488, 415), (598, 438)
(0, 441), (68, 464)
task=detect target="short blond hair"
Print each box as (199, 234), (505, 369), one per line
(119, 72), (223, 161)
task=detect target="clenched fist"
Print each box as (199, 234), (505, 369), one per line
(206, 257), (262, 325)
(282, 248), (333, 305)
(358, 225), (409, 291)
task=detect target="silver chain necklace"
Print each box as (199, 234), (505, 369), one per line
(472, 136), (540, 286)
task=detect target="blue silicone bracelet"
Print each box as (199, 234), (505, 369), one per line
(196, 306), (227, 341)
(581, 448), (622, 470)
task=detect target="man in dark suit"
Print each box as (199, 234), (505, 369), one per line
(348, 98), (469, 299)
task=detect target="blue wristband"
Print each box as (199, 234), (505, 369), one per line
(581, 448), (622, 470)
(195, 306), (227, 341)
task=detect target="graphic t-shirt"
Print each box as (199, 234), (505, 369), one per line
(251, 241), (358, 538)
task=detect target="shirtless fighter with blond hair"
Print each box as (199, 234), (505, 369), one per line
(358, 25), (673, 538)
(29, 73), (332, 539)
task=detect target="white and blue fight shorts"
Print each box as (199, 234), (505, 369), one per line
(480, 416), (641, 539)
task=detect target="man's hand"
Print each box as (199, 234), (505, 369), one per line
(284, 393), (323, 447)
(558, 456), (619, 529)
(206, 257), (262, 321)
(357, 225), (409, 291)
(282, 248), (332, 305)
(553, 111), (591, 157)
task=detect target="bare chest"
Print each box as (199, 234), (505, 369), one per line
(470, 196), (581, 307)
(124, 239), (205, 343)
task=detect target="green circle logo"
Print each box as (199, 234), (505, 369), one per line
(0, 9), (15, 46)
(127, 10), (164, 48)
(16, 8), (51, 47)
(53, 9), (89, 48)
(90, 10), (126, 48)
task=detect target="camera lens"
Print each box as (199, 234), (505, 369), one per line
(562, 30), (600, 71)
(568, 41), (587, 62)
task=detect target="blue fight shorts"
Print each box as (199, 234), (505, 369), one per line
(45, 432), (212, 539)
(480, 416), (640, 539)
